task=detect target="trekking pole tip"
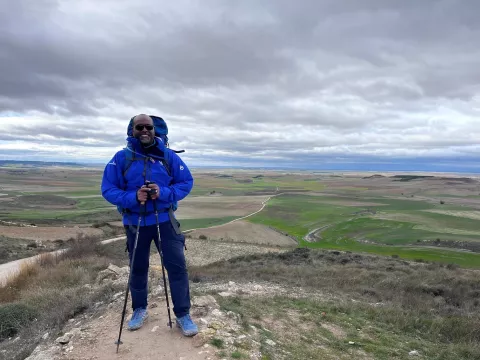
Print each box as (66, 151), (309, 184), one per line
(115, 340), (122, 353)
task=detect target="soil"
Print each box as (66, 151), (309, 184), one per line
(0, 225), (103, 241)
(186, 220), (297, 247)
(318, 200), (387, 207)
(62, 305), (212, 360)
(175, 195), (269, 219)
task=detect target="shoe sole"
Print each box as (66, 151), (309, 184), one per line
(176, 322), (198, 337)
(128, 313), (149, 331)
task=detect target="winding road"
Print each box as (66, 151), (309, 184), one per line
(303, 225), (331, 242)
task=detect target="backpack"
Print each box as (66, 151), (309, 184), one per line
(118, 115), (183, 215)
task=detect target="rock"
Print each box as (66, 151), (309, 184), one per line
(24, 345), (62, 360)
(265, 339), (276, 346)
(70, 327), (82, 336)
(97, 264), (129, 284)
(228, 281), (236, 287)
(152, 286), (164, 297)
(192, 295), (218, 308)
(113, 278), (128, 287)
(208, 321), (223, 330)
(223, 336), (234, 345)
(409, 350), (420, 356)
(348, 341), (355, 345)
(112, 292), (123, 301)
(42, 333), (49, 340)
(95, 269), (116, 284)
(234, 334), (249, 347)
(151, 326), (160, 332)
(56, 333), (72, 345)
(211, 309), (224, 318)
(218, 292), (234, 297)
(55, 327), (80, 346)
(107, 263), (123, 274)
(201, 328), (216, 336)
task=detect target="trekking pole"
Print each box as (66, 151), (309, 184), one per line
(149, 185), (173, 328)
(115, 201), (145, 353)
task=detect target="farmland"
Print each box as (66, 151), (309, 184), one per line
(1, 166), (480, 268)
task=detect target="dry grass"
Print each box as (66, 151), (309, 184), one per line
(191, 248), (480, 359)
(0, 235), (125, 360)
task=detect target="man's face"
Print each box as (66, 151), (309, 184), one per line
(133, 115), (155, 145)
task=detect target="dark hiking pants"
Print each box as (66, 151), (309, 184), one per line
(125, 221), (190, 318)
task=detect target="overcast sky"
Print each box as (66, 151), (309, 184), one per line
(1, 0), (479, 171)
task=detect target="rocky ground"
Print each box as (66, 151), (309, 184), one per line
(22, 239), (290, 360)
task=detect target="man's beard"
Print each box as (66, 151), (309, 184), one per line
(136, 134), (153, 145)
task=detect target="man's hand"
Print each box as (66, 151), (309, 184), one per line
(146, 182), (160, 200)
(136, 186), (150, 203)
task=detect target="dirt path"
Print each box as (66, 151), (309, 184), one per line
(24, 238), (288, 360)
(63, 302), (212, 360)
(303, 225), (329, 242)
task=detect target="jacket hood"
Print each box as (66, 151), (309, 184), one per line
(125, 136), (167, 160)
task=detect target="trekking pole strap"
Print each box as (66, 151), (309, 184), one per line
(168, 207), (181, 235)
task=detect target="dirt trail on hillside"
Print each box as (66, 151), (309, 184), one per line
(24, 238), (289, 360)
(63, 301), (212, 360)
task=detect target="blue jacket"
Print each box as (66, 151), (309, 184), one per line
(101, 137), (194, 226)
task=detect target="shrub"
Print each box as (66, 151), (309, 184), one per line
(0, 302), (38, 340)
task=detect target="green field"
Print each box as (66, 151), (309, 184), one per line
(248, 193), (480, 268)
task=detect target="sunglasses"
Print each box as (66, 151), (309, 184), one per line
(134, 124), (154, 131)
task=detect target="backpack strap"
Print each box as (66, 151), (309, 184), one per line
(122, 149), (136, 186)
(160, 151), (182, 237)
(121, 150), (149, 243)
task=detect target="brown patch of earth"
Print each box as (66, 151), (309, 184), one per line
(0, 225), (103, 241)
(60, 305), (211, 360)
(318, 200), (387, 207)
(175, 195), (269, 219)
(186, 220), (297, 247)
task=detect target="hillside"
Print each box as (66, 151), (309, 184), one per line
(1, 235), (478, 360)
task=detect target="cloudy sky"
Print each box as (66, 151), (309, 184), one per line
(1, 0), (480, 171)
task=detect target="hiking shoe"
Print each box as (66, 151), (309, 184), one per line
(128, 308), (148, 330)
(176, 314), (198, 336)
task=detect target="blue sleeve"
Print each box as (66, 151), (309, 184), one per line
(101, 151), (138, 209)
(159, 151), (194, 203)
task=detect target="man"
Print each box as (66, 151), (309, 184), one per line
(101, 114), (198, 336)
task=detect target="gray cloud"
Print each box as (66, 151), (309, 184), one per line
(1, 0), (480, 168)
